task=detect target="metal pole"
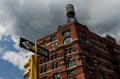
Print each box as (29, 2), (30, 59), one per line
(35, 42), (38, 79)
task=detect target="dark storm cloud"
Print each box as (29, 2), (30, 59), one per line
(86, 1), (120, 44)
(1, 0), (120, 44)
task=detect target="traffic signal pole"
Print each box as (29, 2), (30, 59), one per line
(20, 37), (48, 79)
(35, 42), (39, 79)
(23, 42), (39, 79)
(23, 55), (35, 79)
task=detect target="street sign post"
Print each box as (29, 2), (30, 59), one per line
(19, 37), (49, 58)
(20, 37), (49, 79)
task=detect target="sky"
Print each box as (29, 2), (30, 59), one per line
(0, 0), (120, 79)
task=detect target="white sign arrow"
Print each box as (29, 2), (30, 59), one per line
(22, 41), (34, 50)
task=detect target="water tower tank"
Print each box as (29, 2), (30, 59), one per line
(66, 4), (75, 18)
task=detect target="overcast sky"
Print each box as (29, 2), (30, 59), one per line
(0, 0), (120, 79)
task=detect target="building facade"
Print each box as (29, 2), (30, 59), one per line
(37, 4), (120, 79)
(37, 22), (120, 79)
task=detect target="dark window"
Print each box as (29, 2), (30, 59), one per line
(85, 57), (91, 66)
(40, 59), (43, 64)
(40, 58), (47, 64)
(65, 48), (73, 55)
(53, 73), (60, 79)
(41, 67), (44, 73)
(106, 64), (111, 70)
(56, 62), (60, 68)
(43, 40), (47, 45)
(54, 54), (58, 59)
(72, 78), (77, 79)
(62, 29), (71, 36)
(51, 55), (54, 60)
(109, 75), (114, 79)
(44, 58), (46, 63)
(51, 36), (57, 41)
(89, 70), (93, 75)
(51, 42), (57, 48)
(52, 62), (60, 69)
(52, 63), (55, 70)
(69, 70), (75, 76)
(63, 36), (72, 44)
(68, 57), (75, 67)
(44, 66), (47, 72)
(65, 49), (69, 54)
(90, 77), (94, 79)
(97, 61), (102, 67)
(80, 30), (86, 35)
(42, 77), (48, 79)
(40, 66), (47, 73)
(91, 41), (97, 46)
(80, 37), (87, 43)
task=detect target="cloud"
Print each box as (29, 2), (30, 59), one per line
(2, 51), (25, 70)
(0, 35), (18, 52)
(2, 50), (32, 70)
(0, 0), (120, 44)
(0, 0), (120, 70)
(0, 77), (4, 79)
(0, 35), (32, 70)
(0, 1), (120, 78)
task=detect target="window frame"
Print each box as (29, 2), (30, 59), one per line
(68, 57), (75, 68)
(68, 70), (75, 76)
(53, 73), (60, 79)
(51, 36), (57, 41)
(62, 29), (71, 36)
(63, 36), (72, 44)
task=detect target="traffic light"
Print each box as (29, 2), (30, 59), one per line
(23, 55), (36, 79)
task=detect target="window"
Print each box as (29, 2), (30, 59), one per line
(72, 78), (77, 79)
(44, 66), (47, 72)
(40, 58), (46, 64)
(52, 63), (55, 70)
(97, 61), (102, 67)
(44, 58), (46, 63)
(80, 37), (87, 43)
(85, 57), (91, 66)
(51, 55), (54, 60)
(42, 77), (48, 79)
(43, 40), (47, 45)
(62, 29), (71, 36)
(63, 36), (72, 44)
(109, 75), (114, 79)
(69, 70), (75, 76)
(40, 66), (47, 73)
(68, 57), (75, 67)
(51, 54), (59, 60)
(54, 54), (58, 59)
(51, 36), (57, 41)
(89, 70), (93, 75)
(52, 62), (60, 70)
(53, 73), (60, 79)
(106, 64), (111, 70)
(90, 77), (94, 79)
(41, 67), (44, 73)
(56, 62), (60, 68)
(65, 48), (73, 55)
(80, 30), (86, 35)
(40, 59), (43, 64)
(51, 42), (57, 48)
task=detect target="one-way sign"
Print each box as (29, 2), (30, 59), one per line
(19, 37), (49, 58)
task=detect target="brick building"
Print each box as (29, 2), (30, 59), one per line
(37, 4), (120, 79)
